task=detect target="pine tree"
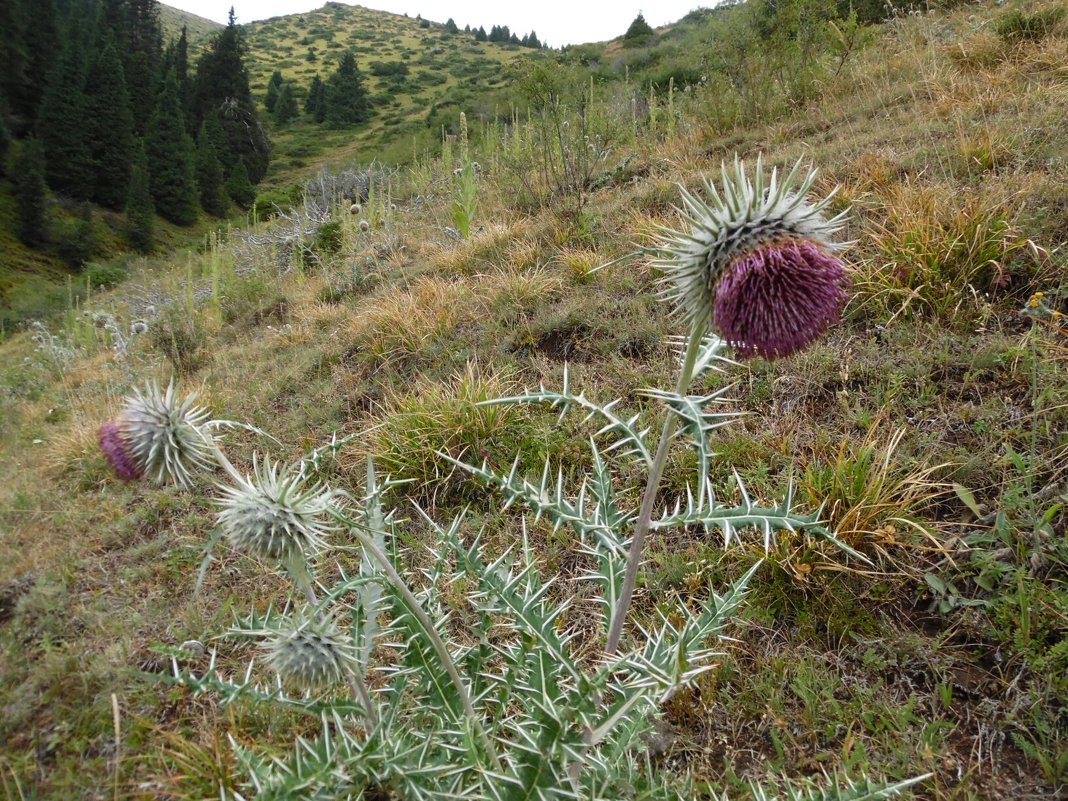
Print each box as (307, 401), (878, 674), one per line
(444, 18), (458, 34)
(475, 26), (487, 42)
(225, 157), (254, 208)
(509, 32), (520, 45)
(526, 31), (542, 48)
(125, 138), (154, 252)
(265, 69), (283, 113)
(305, 74), (324, 120)
(195, 121), (227, 216)
(192, 7), (270, 183)
(623, 12), (656, 47)
(12, 137), (48, 246)
(324, 51), (371, 127)
(145, 69), (198, 225)
(15, 0), (57, 132)
(274, 81), (298, 123)
(122, 0), (164, 133)
(36, 20), (94, 199)
(85, 39), (134, 209)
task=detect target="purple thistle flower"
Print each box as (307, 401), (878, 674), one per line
(713, 238), (849, 360)
(98, 421), (141, 481)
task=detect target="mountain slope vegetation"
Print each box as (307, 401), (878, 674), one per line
(0, 0), (1066, 798)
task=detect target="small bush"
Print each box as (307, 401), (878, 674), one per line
(84, 259), (128, 290)
(995, 7), (1065, 43)
(312, 221), (343, 255)
(151, 306), (208, 375)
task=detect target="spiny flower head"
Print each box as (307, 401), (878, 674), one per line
(655, 156), (850, 358)
(100, 382), (216, 485)
(216, 455), (333, 563)
(263, 615), (356, 690)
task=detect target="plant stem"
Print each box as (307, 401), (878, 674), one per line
(348, 524), (503, 772)
(605, 322), (705, 656)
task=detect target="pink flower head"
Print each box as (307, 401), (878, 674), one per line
(713, 238), (849, 360)
(98, 421), (141, 481)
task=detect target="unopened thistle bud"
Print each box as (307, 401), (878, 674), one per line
(98, 382), (216, 485)
(655, 157), (850, 359)
(216, 455), (332, 563)
(350, 203), (361, 215)
(359, 220), (370, 232)
(263, 615), (356, 689)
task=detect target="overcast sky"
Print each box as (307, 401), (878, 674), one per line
(166, 1), (711, 47)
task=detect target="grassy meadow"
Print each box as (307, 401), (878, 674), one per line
(1, 0), (1066, 798)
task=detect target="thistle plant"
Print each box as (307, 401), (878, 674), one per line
(104, 160), (926, 799)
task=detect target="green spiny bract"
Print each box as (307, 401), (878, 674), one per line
(216, 455), (333, 563)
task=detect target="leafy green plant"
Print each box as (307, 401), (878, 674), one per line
(97, 162), (929, 799)
(452, 113), (479, 238)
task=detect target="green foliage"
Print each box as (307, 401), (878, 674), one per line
(84, 39), (134, 209)
(145, 69), (199, 225)
(52, 203), (103, 268)
(274, 81), (299, 123)
(195, 122), (228, 217)
(624, 13), (656, 47)
(324, 50), (372, 127)
(83, 258), (128, 289)
(11, 136), (48, 246)
(36, 21), (94, 199)
(225, 159), (255, 208)
(264, 69), (283, 112)
(0, 97), (11, 169)
(192, 11), (270, 183)
(125, 138), (155, 252)
(994, 6), (1066, 42)
(305, 74), (326, 122)
(312, 220), (342, 254)
(151, 303), (208, 374)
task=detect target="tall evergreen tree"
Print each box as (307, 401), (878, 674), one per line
(122, 0), (164, 133)
(264, 69), (282, 112)
(274, 81), (298, 123)
(125, 138), (154, 252)
(12, 137), (48, 246)
(192, 7), (270, 183)
(324, 51), (371, 128)
(474, 26), (487, 42)
(195, 121), (227, 216)
(623, 12), (656, 47)
(10, 0), (57, 133)
(0, 100), (10, 170)
(224, 157), (254, 208)
(85, 38), (134, 209)
(36, 20), (94, 198)
(145, 69), (198, 225)
(175, 24), (192, 128)
(444, 18), (458, 34)
(305, 74), (325, 121)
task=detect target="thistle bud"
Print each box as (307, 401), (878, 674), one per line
(263, 616), (356, 689)
(216, 455), (332, 563)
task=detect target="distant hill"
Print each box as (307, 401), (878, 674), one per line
(240, 2), (538, 184)
(159, 3), (223, 44)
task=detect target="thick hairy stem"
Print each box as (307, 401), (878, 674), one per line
(605, 322), (705, 656)
(349, 526), (503, 772)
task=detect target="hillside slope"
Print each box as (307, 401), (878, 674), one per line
(159, 2), (223, 43)
(0, 1), (1065, 798)
(242, 2), (533, 183)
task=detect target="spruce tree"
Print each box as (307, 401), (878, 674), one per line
(36, 20), (95, 199)
(192, 7), (270, 183)
(17, 0), (58, 132)
(175, 24), (193, 131)
(125, 138), (154, 252)
(275, 82), (298, 123)
(122, 0), (164, 133)
(12, 137), (48, 246)
(623, 13), (656, 47)
(305, 74), (325, 121)
(444, 18), (458, 34)
(475, 26), (487, 42)
(225, 158), (254, 208)
(265, 70), (283, 113)
(195, 121), (227, 216)
(85, 39), (134, 209)
(324, 51), (371, 128)
(145, 69), (198, 225)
